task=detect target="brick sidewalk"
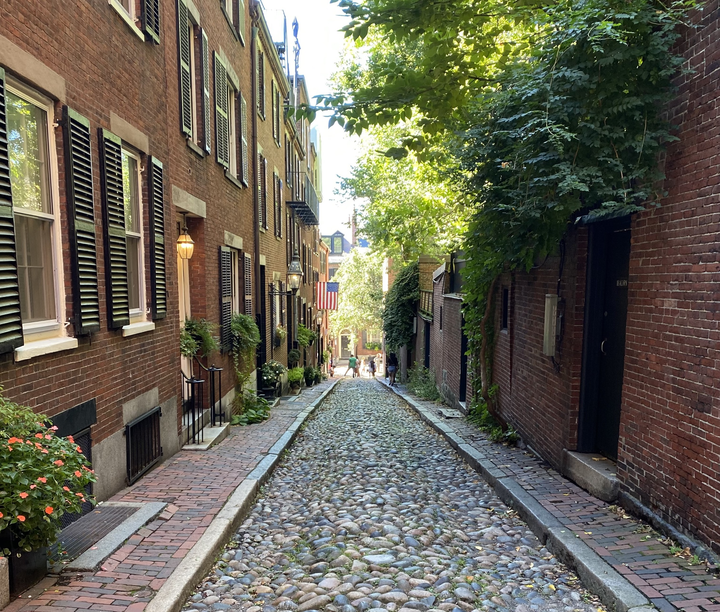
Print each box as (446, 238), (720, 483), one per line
(385, 379), (720, 612)
(10, 381), (335, 612)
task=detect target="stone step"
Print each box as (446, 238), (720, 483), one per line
(183, 423), (230, 451)
(563, 450), (619, 502)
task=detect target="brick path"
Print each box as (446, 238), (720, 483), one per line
(10, 381), (335, 612)
(385, 379), (720, 612)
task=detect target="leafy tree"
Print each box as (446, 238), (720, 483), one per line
(329, 250), (384, 347)
(383, 261), (419, 352)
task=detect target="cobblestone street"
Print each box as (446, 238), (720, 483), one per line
(186, 380), (601, 612)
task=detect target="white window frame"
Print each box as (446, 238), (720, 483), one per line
(7, 79), (65, 339)
(224, 0), (235, 27)
(227, 83), (237, 177)
(122, 147), (147, 322)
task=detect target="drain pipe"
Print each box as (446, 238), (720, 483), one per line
(251, 13), (262, 371)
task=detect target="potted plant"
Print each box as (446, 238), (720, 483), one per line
(288, 349), (301, 368)
(0, 390), (96, 594)
(287, 366), (304, 391)
(259, 360), (286, 398)
(297, 324), (317, 348)
(304, 365), (316, 387)
(274, 325), (287, 347)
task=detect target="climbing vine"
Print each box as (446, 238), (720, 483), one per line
(382, 261), (419, 352)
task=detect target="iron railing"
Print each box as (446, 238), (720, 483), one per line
(181, 357), (224, 446)
(288, 171), (319, 225)
(420, 289), (434, 320)
(125, 406), (162, 485)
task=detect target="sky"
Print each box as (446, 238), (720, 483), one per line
(264, 0), (361, 237)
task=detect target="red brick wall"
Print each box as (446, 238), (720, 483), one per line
(0, 0), (177, 445)
(491, 228), (587, 468)
(617, 2), (720, 551)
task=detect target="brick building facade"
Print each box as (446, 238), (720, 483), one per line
(0, 0), (325, 505)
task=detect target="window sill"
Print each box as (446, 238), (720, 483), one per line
(14, 337), (79, 363)
(108, 0), (145, 41)
(224, 170), (243, 190)
(122, 321), (156, 337)
(220, 6), (240, 42)
(187, 138), (206, 158)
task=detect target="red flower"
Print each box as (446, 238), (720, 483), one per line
(74, 471), (82, 477)
(17, 515), (25, 522)
(45, 435), (51, 440)
(30, 485), (36, 490)
(0, 512), (4, 518)
(54, 460), (64, 466)
(45, 506), (53, 515)
(19, 492), (28, 499)
(37, 477), (46, 483)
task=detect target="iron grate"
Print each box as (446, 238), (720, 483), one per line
(52, 504), (140, 562)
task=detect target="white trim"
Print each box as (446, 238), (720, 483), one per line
(122, 148), (147, 317)
(14, 337), (78, 362)
(122, 321), (156, 337)
(108, 0), (145, 41)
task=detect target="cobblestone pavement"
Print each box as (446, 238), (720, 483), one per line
(187, 379), (602, 612)
(383, 380), (720, 612)
(9, 380), (335, 612)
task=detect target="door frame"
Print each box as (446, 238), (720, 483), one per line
(577, 216), (630, 453)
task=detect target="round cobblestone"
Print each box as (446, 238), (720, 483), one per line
(185, 380), (602, 612)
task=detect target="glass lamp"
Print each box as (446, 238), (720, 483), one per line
(177, 225), (194, 260)
(287, 249), (303, 291)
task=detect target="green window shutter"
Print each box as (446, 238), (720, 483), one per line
(262, 156), (268, 229)
(240, 93), (248, 185)
(148, 157), (167, 320)
(177, 0), (193, 137)
(214, 52), (229, 168)
(271, 81), (277, 143)
(244, 253), (252, 316)
(142, 0), (161, 44)
(201, 29), (211, 154)
(256, 50), (265, 117)
(0, 68), (24, 354)
(62, 106), (100, 335)
(219, 246), (232, 351)
(98, 129), (129, 330)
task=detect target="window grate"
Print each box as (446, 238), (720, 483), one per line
(125, 406), (162, 485)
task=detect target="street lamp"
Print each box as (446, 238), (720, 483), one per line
(177, 218), (195, 260)
(316, 311), (323, 326)
(287, 248), (303, 291)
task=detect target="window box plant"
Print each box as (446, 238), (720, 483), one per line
(274, 325), (287, 347)
(0, 391), (96, 594)
(297, 324), (317, 348)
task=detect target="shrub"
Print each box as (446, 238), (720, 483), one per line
(229, 313), (260, 387)
(231, 392), (271, 425)
(260, 360), (286, 389)
(304, 366), (316, 386)
(288, 349), (301, 367)
(287, 367), (304, 388)
(0, 391), (96, 552)
(467, 386), (519, 445)
(407, 363), (442, 402)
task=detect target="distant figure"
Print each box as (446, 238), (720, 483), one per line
(346, 354), (358, 378)
(368, 357), (377, 377)
(328, 357), (335, 377)
(387, 352), (399, 386)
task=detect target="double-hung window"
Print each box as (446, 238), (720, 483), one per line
(7, 83), (61, 333)
(122, 148), (145, 320)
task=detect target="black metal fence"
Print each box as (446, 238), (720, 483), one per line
(125, 406), (163, 485)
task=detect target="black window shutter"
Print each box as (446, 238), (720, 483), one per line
(98, 129), (130, 330)
(62, 107), (100, 335)
(220, 246), (232, 351)
(271, 81), (277, 143)
(244, 253), (252, 316)
(201, 29), (211, 154)
(214, 52), (229, 167)
(0, 68), (24, 354)
(256, 50), (265, 117)
(262, 156), (268, 229)
(177, 0), (193, 137)
(240, 93), (249, 185)
(142, 0), (161, 44)
(148, 157), (167, 320)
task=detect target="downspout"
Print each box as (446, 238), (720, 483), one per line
(251, 13), (262, 369)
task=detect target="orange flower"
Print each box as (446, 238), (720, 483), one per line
(7, 437), (22, 444)
(37, 477), (46, 483)
(45, 435), (52, 440)
(30, 485), (36, 490)
(19, 492), (28, 499)
(75, 492), (83, 497)
(50, 426), (58, 431)
(17, 515), (25, 522)
(63, 486), (70, 492)
(74, 471), (82, 478)
(41, 449), (49, 454)
(76, 447), (82, 453)
(54, 460), (64, 466)
(0, 512), (4, 518)
(35, 433), (43, 439)
(67, 435), (74, 443)
(45, 507), (53, 515)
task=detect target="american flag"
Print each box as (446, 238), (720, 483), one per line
(317, 282), (339, 310)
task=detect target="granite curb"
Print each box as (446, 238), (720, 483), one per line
(144, 379), (340, 612)
(381, 380), (650, 612)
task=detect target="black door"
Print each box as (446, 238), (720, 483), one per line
(579, 218), (631, 460)
(257, 265), (267, 368)
(424, 321), (431, 369)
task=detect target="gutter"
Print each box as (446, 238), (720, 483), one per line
(251, 16), (262, 368)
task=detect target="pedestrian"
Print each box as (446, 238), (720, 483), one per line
(328, 357), (335, 377)
(368, 357), (376, 377)
(346, 354), (357, 377)
(387, 352), (399, 386)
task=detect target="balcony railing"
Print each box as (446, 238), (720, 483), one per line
(420, 289), (434, 320)
(288, 171), (319, 225)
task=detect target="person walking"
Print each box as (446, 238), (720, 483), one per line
(346, 354), (358, 377)
(387, 352), (399, 386)
(368, 357), (377, 377)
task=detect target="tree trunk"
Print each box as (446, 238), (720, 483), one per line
(479, 275), (508, 429)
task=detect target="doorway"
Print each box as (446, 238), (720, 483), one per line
(423, 320), (431, 369)
(340, 334), (351, 359)
(578, 217), (631, 460)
